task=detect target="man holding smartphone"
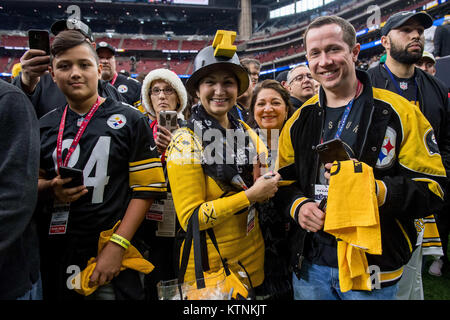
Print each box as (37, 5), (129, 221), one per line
(275, 15), (446, 300)
(14, 19), (125, 119)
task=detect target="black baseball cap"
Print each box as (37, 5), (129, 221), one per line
(381, 11), (433, 36)
(96, 41), (116, 55)
(51, 19), (94, 42)
(275, 70), (288, 83)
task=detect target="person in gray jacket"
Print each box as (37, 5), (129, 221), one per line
(0, 79), (40, 299)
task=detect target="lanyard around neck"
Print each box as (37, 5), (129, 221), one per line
(383, 64), (418, 105)
(56, 96), (102, 171)
(333, 79), (363, 140)
(110, 72), (118, 86)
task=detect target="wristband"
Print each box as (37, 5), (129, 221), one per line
(109, 233), (131, 250)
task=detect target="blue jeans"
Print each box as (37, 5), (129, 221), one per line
(292, 260), (398, 300)
(16, 274), (43, 300)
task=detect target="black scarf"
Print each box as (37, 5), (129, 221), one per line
(187, 104), (257, 193)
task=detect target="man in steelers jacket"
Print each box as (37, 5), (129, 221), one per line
(275, 68), (447, 290)
(96, 42), (143, 110)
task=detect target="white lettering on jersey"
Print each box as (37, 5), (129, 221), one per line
(83, 136), (111, 203)
(52, 138), (81, 173)
(53, 136), (111, 204)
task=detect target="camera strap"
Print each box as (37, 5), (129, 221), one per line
(56, 96), (102, 171)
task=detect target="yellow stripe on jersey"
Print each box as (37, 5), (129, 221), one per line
(137, 105), (147, 115)
(375, 179), (387, 207)
(276, 95), (318, 172)
(289, 197), (310, 220)
(130, 158), (161, 170)
(129, 158), (166, 192)
(421, 214), (443, 256)
(379, 266), (404, 284)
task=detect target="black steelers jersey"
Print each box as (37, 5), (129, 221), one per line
(39, 97), (166, 236)
(113, 73), (142, 110)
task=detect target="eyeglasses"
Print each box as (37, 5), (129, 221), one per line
(151, 87), (175, 96)
(289, 74), (313, 84)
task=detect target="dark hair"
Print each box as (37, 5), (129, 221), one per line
(50, 29), (98, 65)
(247, 79), (295, 129)
(304, 15), (356, 52)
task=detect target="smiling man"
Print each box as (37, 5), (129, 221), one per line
(368, 12), (450, 287)
(275, 15), (446, 300)
(287, 64), (315, 109)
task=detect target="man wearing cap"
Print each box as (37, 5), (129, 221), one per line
(368, 11), (450, 174)
(96, 42), (142, 110)
(368, 11), (450, 296)
(416, 51), (437, 76)
(276, 14), (446, 300)
(275, 70), (289, 89)
(13, 19), (125, 118)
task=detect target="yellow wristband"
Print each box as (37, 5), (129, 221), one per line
(109, 233), (130, 250)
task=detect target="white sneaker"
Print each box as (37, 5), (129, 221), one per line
(428, 259), (444, 276)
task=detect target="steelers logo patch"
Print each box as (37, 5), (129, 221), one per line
(424, 129), (440, 156)
(118, 84), (128, 93)
(107, 114), (127, 130)
(376, 126), (396, 169)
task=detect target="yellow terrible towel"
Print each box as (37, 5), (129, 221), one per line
(73, 221), (154, 296)
(324, 160), (382, 292)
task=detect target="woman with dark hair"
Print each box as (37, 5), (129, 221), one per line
(248, 79), (295, 299)
(38, 30), (166, 300)
(166, 41), (280, 293)
(248, 79), (295, 160)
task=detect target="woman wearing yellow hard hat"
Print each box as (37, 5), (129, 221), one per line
(166, 30), (280, 298)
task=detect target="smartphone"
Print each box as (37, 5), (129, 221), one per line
(59, 166), (84, 188)
(316, 138), (350, 164)
(28, 29), (50, 55)
(159, 110), (178, 132)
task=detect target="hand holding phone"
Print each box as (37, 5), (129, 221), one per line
(28, 29), (50, 55)
(159, 110), (178, 133)
(59, 166), (84, 188)
(316, 138), (350, 164)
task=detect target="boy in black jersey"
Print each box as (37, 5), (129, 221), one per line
(38, 30), (166, 300)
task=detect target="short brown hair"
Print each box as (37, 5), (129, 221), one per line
(304, 15), (356, 51)
(50, 29), (98, 65)
(240, 58), (261, 70)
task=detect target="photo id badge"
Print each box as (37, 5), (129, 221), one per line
(156, 193), (177, 238)
(314, 184), (328, 204)
(247, 205), (256, 235)
(49, 201), (70, 235)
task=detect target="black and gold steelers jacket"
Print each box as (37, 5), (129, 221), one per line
(275, 70), (446, 287)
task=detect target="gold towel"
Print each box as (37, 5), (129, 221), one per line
(324, 160), (382, 292)
(73, 221), (154, 296)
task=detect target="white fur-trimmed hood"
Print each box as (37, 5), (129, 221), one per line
(141, 68), (188, 117)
